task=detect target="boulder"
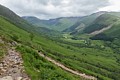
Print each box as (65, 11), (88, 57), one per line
(17, 77), (22, 80)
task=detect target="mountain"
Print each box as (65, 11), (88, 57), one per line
(0, 4), (61, 38)
(0, 4), (35, 32)
(61, 11), (120, 41)
(0, 5), (81, 80)
(23, 11), (107, 33)
(22, 11), (120, 41)
(22, 9), (120, 41)
(84, 13), (119, 34)
(109, 12), (120, 17)
(1, 4), (120, 80)
(22, 16), (81, 31)
(63, 11), (107, 34)
(83, 13), (120, 40)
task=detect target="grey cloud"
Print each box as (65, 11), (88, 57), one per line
(0, 0), (109, 19)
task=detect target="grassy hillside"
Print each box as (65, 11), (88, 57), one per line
(63, 11), (107, 35)
(0, 16), (81, 80)
(108, 12), (120, 17)
(0, 4), (35, 32)
(1, 4), (120, 80)
(84, 13), (119, 33)
(1, 13), (120, 79)
(0, 16), (113, 80)
(88, 13), (120, 41)
(0, 5), (61, 38)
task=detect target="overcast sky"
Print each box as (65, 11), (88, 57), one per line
(0, 0), (119, 19)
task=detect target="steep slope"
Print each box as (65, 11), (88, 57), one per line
(22, 16), (81, 31)
(0, 4), (34, 32)
(90, 25), (113, 35)
(0, 4), (61, 38)
(84, 13), (120, 40)
(108, 12), (120, 17)
(0, 15), (81, 80)
(84, 13), (119, 33)
(63, 11), (107, 34)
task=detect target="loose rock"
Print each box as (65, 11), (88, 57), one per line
(0, 50), (30, 80)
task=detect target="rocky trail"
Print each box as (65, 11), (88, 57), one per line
(0, 49), (30, 80)
(38, 52), (97, 80)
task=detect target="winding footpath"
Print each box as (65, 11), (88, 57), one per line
(38, 52), (97, 80)
(0, 49), (30, 80)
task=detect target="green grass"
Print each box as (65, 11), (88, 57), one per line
(0, 16), (82, 80)
(16, 45), (81, 80)
(0, 42), (7, 60)
(0, 15), (120, 80)
(62, 38), (85, 44)
(40, 38), (120, 80)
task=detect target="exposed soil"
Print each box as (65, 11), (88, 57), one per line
(90, 25), (113, 35)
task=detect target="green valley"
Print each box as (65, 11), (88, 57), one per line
(0, 3), (120, 80)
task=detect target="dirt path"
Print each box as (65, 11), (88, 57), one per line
(0, 49), (30, 80)
(38, 52), (97, 80)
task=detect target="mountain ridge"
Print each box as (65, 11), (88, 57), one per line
(23, 11), (107, 33)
